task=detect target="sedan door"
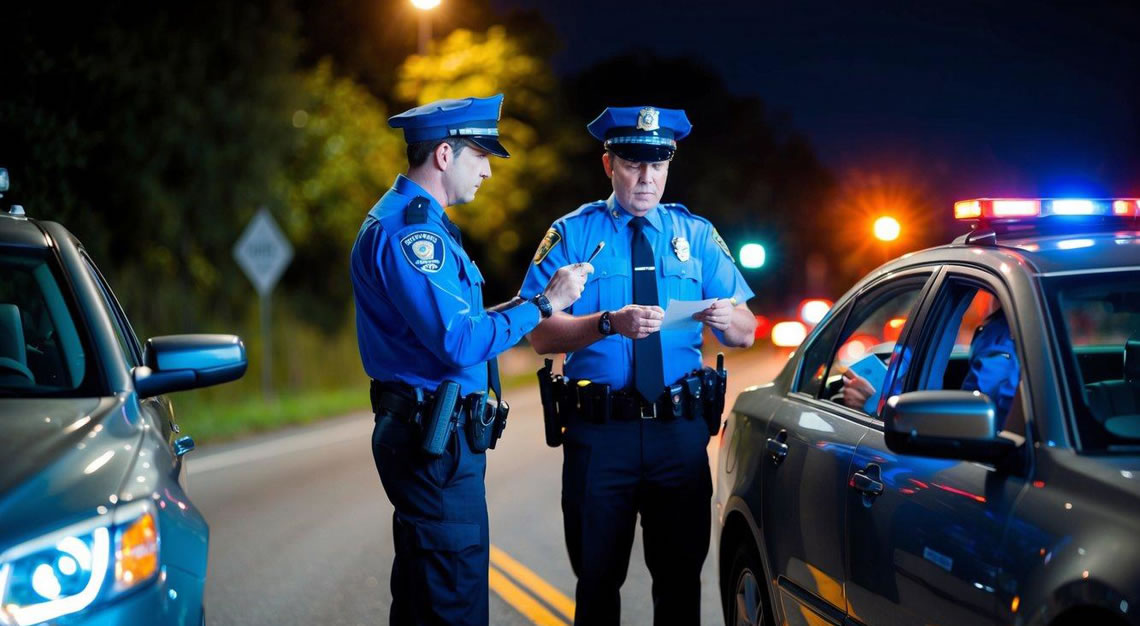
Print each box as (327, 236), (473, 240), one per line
(762, 271), (932, 625)
(844, 268), (1031, 625)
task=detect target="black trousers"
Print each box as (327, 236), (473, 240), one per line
(561, 414), (712, 625)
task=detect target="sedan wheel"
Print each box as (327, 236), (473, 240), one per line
(726, 542), (768, 626)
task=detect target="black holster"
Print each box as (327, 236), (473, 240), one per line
(538, 359), (565, 447)
(421, 380), (460, 456)
(697, 353), (729, 436)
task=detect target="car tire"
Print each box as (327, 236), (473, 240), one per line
(724, 540), (770, 626)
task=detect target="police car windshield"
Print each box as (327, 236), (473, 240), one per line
(0, 249), (102, 397)
(1044, 270), (1140, 451)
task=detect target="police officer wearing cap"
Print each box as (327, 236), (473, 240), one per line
(521, 106), (757, 624)
(350, 94), (591, 625)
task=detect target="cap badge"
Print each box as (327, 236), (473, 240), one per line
(672, 236), (690, 262)
(636, 107), (660, 132)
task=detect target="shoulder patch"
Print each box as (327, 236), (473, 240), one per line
(532, 228), (562, 265)
(712, 228), (733, 259)
(405, 196), (431, 225)
(401, 230), (446, 273)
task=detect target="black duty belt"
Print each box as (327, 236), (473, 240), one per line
(567, 375), (703, 422)
(370, 380), (468, 426)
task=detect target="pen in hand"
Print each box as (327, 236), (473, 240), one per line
(585, 241), (606, 264)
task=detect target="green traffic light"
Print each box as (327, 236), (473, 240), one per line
(740, 243), (766, 269)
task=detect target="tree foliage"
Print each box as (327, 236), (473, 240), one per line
(394, 26), (582, 277)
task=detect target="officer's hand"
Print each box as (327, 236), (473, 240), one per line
(544, 263), (594, 312)
(693, 298), (734, 331)
(840, 369), (875, 410)
(611, 305), (664, 339)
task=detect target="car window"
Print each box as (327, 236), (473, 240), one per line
(81, 255), (142, 367)
(910, 278), (1021, 430)
(795, 304), (848, 397)
(819, 277), (929, 416)
(1044, 270), (1140, 451)
(0, 249), (103, 396)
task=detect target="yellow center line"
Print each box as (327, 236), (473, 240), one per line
(489, 565), (568, 625)
(490, 544), (576, 621)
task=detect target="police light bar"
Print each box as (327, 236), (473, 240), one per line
(955, 198), (1140, 221)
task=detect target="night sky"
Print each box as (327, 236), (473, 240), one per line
(491, 0), (1140, 206)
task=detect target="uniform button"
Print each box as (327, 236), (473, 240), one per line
(611, 210), (619, 218)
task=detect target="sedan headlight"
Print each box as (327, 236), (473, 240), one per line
(0, 501), (159, 625)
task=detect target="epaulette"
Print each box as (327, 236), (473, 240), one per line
(405, 196), (431, 224)
(563, 200), (608, 221)
(663, 202), (714, 225)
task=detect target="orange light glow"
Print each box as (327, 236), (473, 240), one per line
(116, 512), (158, 589)
(771, 321), (807, 347)
(883, 317), (906, 342)
(1011, 596), (1020, 613)
(954, 200), (981, 219)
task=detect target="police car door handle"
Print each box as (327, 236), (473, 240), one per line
(852, 465), (884, 497)
(766, 430), (789, 465)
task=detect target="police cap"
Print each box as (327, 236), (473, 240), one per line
(388, 94), (510, 158)
(587, 106), (692, 162)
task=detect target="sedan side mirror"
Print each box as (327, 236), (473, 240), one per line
(133, 334), (247, 398)
(883, 390), (1017, 463)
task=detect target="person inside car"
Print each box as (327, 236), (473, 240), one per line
(841, 300), (1021, 427)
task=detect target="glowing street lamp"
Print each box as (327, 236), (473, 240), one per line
(411, 0), (441, 54)
(873, 216), (900, 242)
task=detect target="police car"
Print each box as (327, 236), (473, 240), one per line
(716, 198), (1140, 625)
(0, 170), (246, 625)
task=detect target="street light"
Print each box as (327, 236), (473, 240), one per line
(873, 216), (900, 242)
(411, 0), (440, 54)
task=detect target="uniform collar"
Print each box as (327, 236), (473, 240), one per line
(393, 174), (446, 224)
(605, 193), (663, 233)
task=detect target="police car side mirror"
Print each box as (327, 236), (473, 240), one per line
(133, 334), (248, 398)
(883, 390), (1017, 464)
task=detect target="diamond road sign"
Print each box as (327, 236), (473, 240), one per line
(233, 207), (293, 296)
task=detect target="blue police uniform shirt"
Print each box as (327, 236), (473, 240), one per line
(962, 313), (1020, 425)
(351, 174), (541, 394)
(521, 194), (754, 390)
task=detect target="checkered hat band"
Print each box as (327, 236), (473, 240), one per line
(605, 136), (677, 148)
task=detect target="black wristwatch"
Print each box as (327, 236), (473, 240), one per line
(531, 293), (553, 319)
(598, 310), (616, 336)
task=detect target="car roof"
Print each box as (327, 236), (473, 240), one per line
(993, 231), (1140, 275)
(883, 229), (1140, 277)
(0, 213), (51, 250)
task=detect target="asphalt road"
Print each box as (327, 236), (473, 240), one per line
(189, 350), (786, 625)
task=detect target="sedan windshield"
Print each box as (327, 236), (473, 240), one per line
(1044, 270), (1140, 452)
(0, 249), (102, 396)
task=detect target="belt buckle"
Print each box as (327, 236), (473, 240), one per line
(640, 401), (658, 420)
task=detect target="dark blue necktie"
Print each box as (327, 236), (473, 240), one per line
(630, 216), (664, 403)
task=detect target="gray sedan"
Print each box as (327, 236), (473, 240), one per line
(716, 198), (1140, 625)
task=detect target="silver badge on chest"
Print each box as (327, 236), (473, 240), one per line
(672, 236), (690, 262)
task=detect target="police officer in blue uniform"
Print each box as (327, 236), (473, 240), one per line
(521, 106), (758, 624)
(350, 94), (590, 625)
